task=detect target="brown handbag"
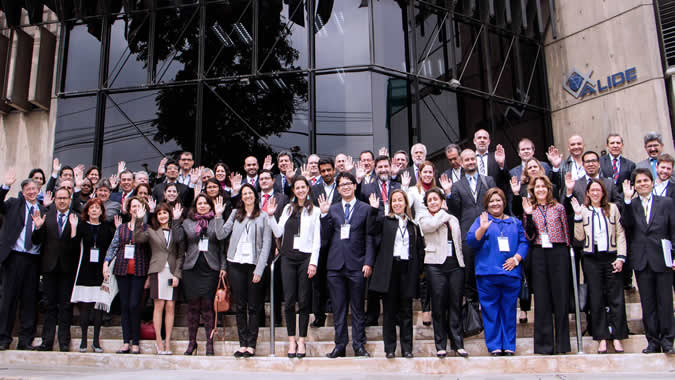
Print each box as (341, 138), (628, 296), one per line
(210, 273), (230, 340)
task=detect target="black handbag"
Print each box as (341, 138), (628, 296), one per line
(519, 278), (532, 311)
(462, 300), (484, 337)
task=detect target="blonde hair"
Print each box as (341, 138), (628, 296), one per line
(387, 189), (412, 219)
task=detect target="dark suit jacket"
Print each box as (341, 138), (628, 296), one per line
(509, 161), (552, 180)
(621, 196), (675, 272)
(320, 199), (376, 272)
(31, 208), (79, 274)
(357, 179), (401, 214)
(273, 173), (294, 196)
(311, 182), (340, 206)
(599, 155), (636, 191)
(110, 190), (134, 204)
(477, 152), (508, 191)
(0, 187), (47, 265)
(447, 174), (497, 235)
(441, 167), (464, 183)
(152, 181), (193, 207)
(367, 212), (424, 297)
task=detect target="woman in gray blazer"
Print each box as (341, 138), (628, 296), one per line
(175, 193), (226, 356)
(216, 183), (272, 358)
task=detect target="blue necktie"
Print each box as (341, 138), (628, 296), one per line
(650, 158), (657, 177)
(24, 206), (34, 251)
(58, 213), (65, 237)
(344, 203), (351, 223)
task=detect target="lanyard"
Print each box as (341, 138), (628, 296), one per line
(537, 205), (549, 233)
(654, 182), (668, 197)
(325, 183), (335, 201)
(397, 223), (407, 241)
(343, 202), (354, 223)
(591, 207), (607, 233)
(89, 223), (98, 248)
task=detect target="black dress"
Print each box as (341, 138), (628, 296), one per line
(71, 221), (116, 303)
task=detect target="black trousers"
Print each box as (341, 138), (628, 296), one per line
(426, 263), (464, 351)
(41, 271), (75, 347)
(532, 245), (571, 354)
(382, 259), (413, 354)
(116, 275), (145, 345)
(582, 254), (627, 341)
(281, 255), (312, 337)
(229, 262), (263, 348)
(0, 251), (40, 346)
(462, 242), (478, 301)
(418, 275), (431, 312)
(259, 260), (282, 327)
(365, 290), (382, 325)
(327, 267), (366, 350)
(635, 268), (674, 350)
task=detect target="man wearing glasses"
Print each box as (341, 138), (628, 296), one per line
(177, 151), (195, 186)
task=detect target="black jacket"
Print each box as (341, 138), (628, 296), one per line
(0, 187), (47, 265)
(31, 208), (79, 274)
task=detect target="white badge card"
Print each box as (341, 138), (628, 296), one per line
(540, 232), (553, 248)
(241, 241), (253, 257)
(497, 236), (510, 252)
(447, 241), (453, 257)
(340, 224), (351, 240)
(199, 237), (209, 252)
(90, 248), (99, 263)
(293, 234), (302, 250)
(124, 244), (135, 259)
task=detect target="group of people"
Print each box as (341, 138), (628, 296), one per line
(0, 129), (674, 359)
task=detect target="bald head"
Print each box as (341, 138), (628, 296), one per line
(568, 135), (585, 159)
(461, 149), (477, 174)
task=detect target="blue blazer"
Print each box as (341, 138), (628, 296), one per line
(466, 214), (529, 280)
(320, 199), (376, 272)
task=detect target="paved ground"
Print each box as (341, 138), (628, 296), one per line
(0, 366), (674, 380)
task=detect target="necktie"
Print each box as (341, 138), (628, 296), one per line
(381, 182), (388, 202)
(612, 158), (619, 181)
(311, 177), (317, 185)
(24, 206), (34, 251)
(262, 194), (270, 212)
(642, 198), (649, 223)
(478, 155), (486, 176)
(650, 158), (657, 177)
(415, 166), (419, 182)
(58, 213), (65, 237)
(344, 203), (351, 222)
(469, 177), (477, 200)
(250, 177), (256, 187)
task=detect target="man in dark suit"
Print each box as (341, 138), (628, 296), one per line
(444, 149), (496, 301)
(442, 144), (463, 183)
(31, 187), (78, 352)
(635, 132), (675, 181)
(45, 158), (74, 194)
(357, 155), (401, 326)
(396, 143), (427, 187)
(152, 160), (192, 206)
(310, 159), (340, 327)
(621, 168), (675, 354)
(307, 154), (323, 187)
(272, 151), (294, 195)
(0, 171), (47, 350)
(110, 170), (135, 205)
(243, 156), (261, 191)
(473, 129), (508, 191)
(565, 151), (621, 205)
(258, 169), (288, 326)
(319, 172), (375, 358)
(600, 133), (636, 193)
(509, 138), (552, 179)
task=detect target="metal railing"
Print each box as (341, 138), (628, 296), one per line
(569, 247), (584, 354)
(268, 254), (281, 356)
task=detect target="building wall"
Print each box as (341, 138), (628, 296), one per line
(545, 0), (673, 160)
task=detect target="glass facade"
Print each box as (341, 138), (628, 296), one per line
(7, 0), (553, 177)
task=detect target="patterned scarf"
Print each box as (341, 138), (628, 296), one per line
(193, 211), (215, 235)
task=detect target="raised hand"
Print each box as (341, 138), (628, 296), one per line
(263, 155), (274, 170)
(368, 193), (379, 208)
(564, 172), (575, 196)
(68, 213), (79, 229)
(4, 167), (16, 186)
(193, 182), (202, 200)
(391, 162), (401, 177)
(147, 198), (157, 212)
(546, 146), (563, 168)
(74, 164), (85, 174)
(401, 170), (411, 189)
(510, 176), (520, 195)
(344, 156), (354, 173)
(479, 211), (492, 230)
(117, 161), (127, 174)
(172, 203), (184, 220)
(285, 162), (296, 180)
(571, 197), (583, 215)
(190, 168), (200, 184)
(109, 174), (119, 189)
(300, 163), (310, 179)
(622, 179), (634, 201)
(521, 197), (533, 215)
(43, 191), (54, 207)
(73, 166), (84, 187)
(495, 144), (506, 168)
(52, 158), (61, 174)
(31, 208), (46, 229)
(378, 147), (389, 157)
(135, 204), (147, 220)
(157, 157), (168, 177)
(355, 161), (366, 183)
(114, 214), (122, 228)
(439, 173), (452, 194)
(266, 196), (278, 216)
(318, 194), (330, 214)
(231, 172), (242, 194)
(214, 196), (226, 217)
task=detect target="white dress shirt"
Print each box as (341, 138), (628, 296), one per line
(393, 216), (410, 260)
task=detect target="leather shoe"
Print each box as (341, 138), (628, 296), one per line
(60, 345), (70, 352)
(0, 343), (9, 351)
(385, 352), (395, 359)
(403, 352), (413, 358)
(642, 346), (661, 354)
(455, 349), (469, 358)
(35, 344), (53, 352)
(326, 347), (346, 358)
(310, 317), (325, 328)
(663, 347), (675, 355)
(16, 343), (34, 351)
(354, 346), (370, 357)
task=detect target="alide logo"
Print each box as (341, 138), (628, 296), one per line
(563, 67), (637, 99)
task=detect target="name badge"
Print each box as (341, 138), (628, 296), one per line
(497, 236), (510, 252)
(341, 224), (350, 240)
(293, 234), (302, 250)
(447, 241), (453, 257)
(199, 237), (209, 252)
(90, 248), (99, 263)
(540, 232), (553, 248)
(241, 241), (253, 257)
(124, 244), (135, 259)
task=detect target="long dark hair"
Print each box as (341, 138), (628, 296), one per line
(188, 193), (215, 220)
(584, 179), (610, 217)
(151, 202), (173, 229)
(203, 177), (225, 199)
(235, 183), (261, 222)
(289, 176), (313, 217)
(214, 162), (231, 186)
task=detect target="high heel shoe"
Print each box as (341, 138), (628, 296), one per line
(184, 341), (198, 356)
(613, 340), (624, 354)
(288, 341), (297, 358)
(206, 341), (214, 356)
(296, 342), (306, 358)
(155, 343), (164, 355)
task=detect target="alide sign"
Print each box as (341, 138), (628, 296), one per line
(563, 67), (638, 99)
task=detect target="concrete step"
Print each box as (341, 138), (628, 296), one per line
(4, 335), (670, 359)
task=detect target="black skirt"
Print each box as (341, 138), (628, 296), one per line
(182, 253), (219, 301)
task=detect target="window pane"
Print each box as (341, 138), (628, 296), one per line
(154, 6), (199, 83)
(53, 96), (97, 166)
(204, 1), (253, 78)
(106, 14), (150, 88)
(257, 0), (308, 73)
(373, 1), (407, 72)
(63, 22), (102, 92)
(315, 0), (369, 69)
(316, 72), (372, 135)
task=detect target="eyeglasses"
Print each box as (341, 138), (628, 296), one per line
(583, 159), (599, 164)
(55, 197), (70, 201)
(338, 182), (354, 187)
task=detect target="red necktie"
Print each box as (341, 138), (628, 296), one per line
(311, 177), (317, 185)
(262, 194), (270, 212)
(612, 158), (619, 181)
(381, 182), (388, 202)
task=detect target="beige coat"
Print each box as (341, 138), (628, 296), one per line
(417, 209), (464, 267)
(573, 202), (626, 258)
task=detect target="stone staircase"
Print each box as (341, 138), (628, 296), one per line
(3, 288), (675, 375)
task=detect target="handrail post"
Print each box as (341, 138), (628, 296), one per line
(269, 255), (280, 356)
(570, 248), (584, 354)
